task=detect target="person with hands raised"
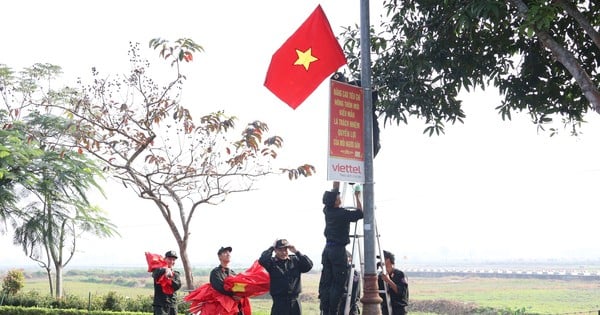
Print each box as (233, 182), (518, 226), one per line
(318, 181), (364, 315)
(258, 239), (313, 315)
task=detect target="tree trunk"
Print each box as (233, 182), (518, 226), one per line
(45, 267), (54, 297)
(535, 30), (600, 113)
(156, 196), (195, 290)
(555, 0), (600, 49)
(510, 0), (600, 113)
(179, 242), (194, 290)
(55, 264), (63, 299)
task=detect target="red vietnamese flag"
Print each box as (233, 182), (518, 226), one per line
(145, 252), (167, 272)
(223, 260), (270, 297)
(264, 4), (347, 109)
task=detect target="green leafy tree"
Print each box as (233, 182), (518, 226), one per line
(1, 269), (25, 296)
(341, 0), (600, 135)
(44, 38), (314, 289)
(0, 119), (43, 231)
(11, 114), (118, 299)
(0, 65), (118, 299)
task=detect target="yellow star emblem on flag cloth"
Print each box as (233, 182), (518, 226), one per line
(294, 48), (318, 70)
(231, 282), (248, 292)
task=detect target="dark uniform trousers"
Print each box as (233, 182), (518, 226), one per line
(153, 305), (177, 315)
(319, 244), (349, 315)
(271, 295), (301, 315)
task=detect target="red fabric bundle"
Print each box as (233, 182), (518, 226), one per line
(145, 252), (173, 295)
(156, 274), (174, 295)
(145, 252), (167, 272)
(184, 260), (269, 314)
(223, 260), (270, 297)
(185, 283), (251, 315)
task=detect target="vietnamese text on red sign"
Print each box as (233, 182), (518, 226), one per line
(330, 82), (364, 160)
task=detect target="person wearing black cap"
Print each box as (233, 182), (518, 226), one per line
(378, 250), (409, 315)
(210, 246), (244, 314)
(152, 250), (182, 315)
(258, 239), (314, 315)
(319, 181), (363, 315)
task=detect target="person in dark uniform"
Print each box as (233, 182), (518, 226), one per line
(258, 238), (314, 315)
(152, 250), (182, 315)
(210, 246), (244, 315)
(319, 181), (363, 315)
(378, 250), (409, 315)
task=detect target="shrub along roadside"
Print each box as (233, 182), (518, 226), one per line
(0, 305), (147, 315)
(1, 291), (158, 313)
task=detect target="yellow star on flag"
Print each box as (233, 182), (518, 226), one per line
(294, 48), (318, 70)
(231, 282), (248, 292)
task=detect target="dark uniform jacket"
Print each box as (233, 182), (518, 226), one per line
(210, 265), (237, 296)
(258, 247), (313, 297)
(152, 267), (182, 307)
(323, 206), (364, 246)
(379, 268), (409, 315)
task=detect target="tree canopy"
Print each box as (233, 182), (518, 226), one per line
(341, 0), (600, 136)
(1, 64), (118, 298)
(41, 38), (314, 289)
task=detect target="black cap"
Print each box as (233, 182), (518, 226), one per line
(274, 239), (289, 249)
(218, 246), (232, 255)
(383, 250), (395, 264)
(322, 190), (339, 207)
(165, 250), (178, 259)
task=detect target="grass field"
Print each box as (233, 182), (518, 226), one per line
(17, 272), (600, 314)
(410, 276), (600, 314)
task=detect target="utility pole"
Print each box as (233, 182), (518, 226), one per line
(358, 0), (383, 314)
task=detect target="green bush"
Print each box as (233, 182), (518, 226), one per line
(102, 291), (121, 311)
(3, 291), (54, 308)
(55, 294), (89, 310)
(122, 295), (153, 313)
(2, 269), (25, 296)
(2, 291), (156, 313)
(0, 305), (149, 314)
(83, 276), (104, 284)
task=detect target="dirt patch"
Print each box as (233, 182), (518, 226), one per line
(408, 299), (502, 315)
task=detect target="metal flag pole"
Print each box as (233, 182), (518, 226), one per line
(359, 0), (383, 314)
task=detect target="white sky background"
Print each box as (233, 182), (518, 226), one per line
(2, 0), (600, 269)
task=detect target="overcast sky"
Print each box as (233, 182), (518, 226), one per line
(2, 0), (600, 270)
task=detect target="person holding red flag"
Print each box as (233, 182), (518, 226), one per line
(209, 246), (248, 315)
(151, 250), (182, 315)
(184, 250), (268, 315)
(258, 239), (313, 315)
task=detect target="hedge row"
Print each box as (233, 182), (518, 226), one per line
(0, 305), (147, 315)
(0, 291), (162, 313)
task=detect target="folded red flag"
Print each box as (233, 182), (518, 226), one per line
(145, 252), (167, 272)
(185, 261), (267, 314)
(223, 260), (270, 298)
(145, 252), (173, 295)
(185, 283), (251, 315)
(157, 274), (174, 295)
(264, 4), (347, 109)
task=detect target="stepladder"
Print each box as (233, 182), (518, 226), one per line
(340, 183), (392, 315)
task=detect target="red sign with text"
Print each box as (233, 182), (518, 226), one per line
(328, 80), (365, 183)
